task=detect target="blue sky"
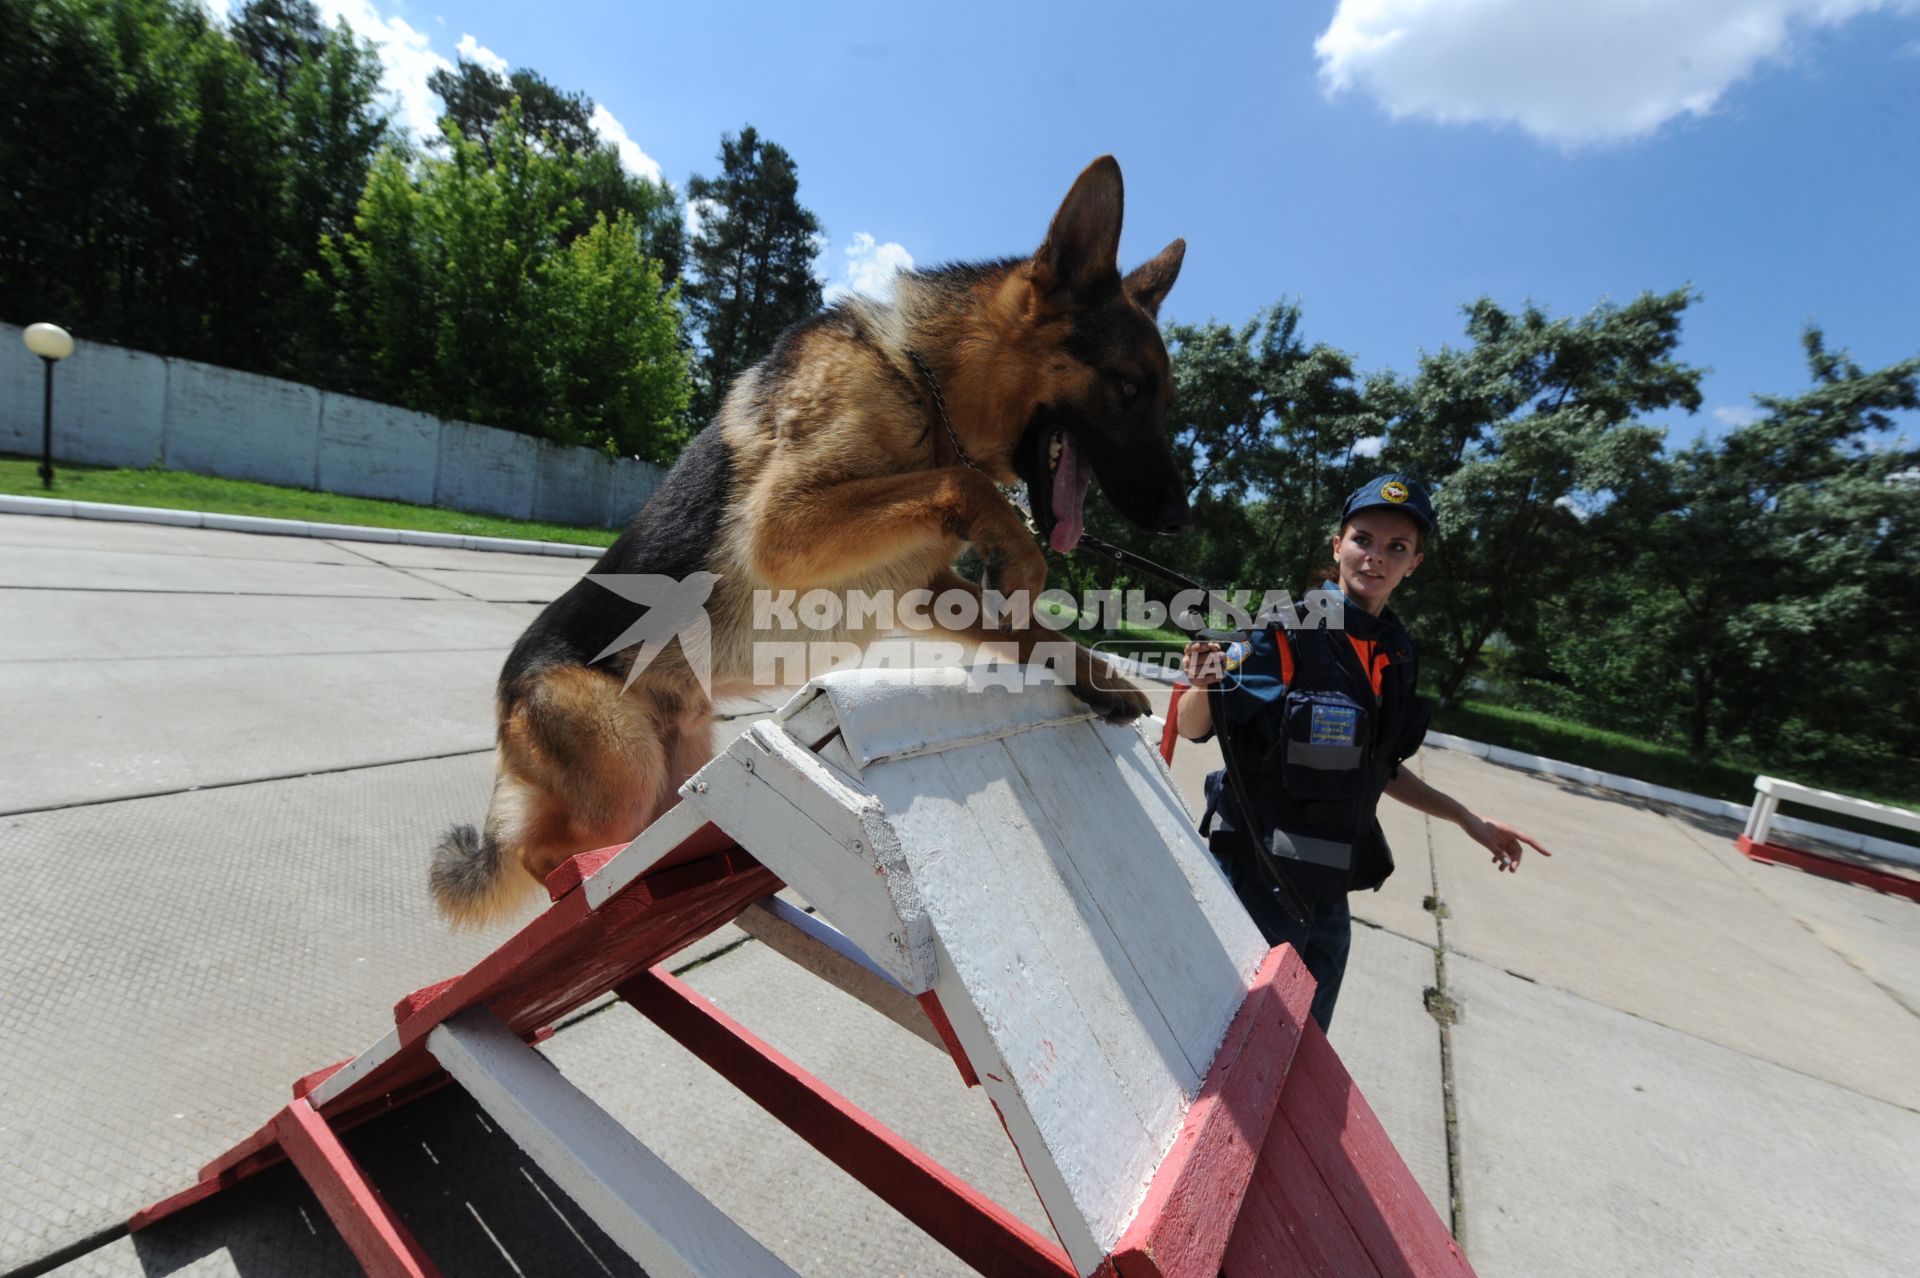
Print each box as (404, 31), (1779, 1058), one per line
(221, 0), (1920, 444)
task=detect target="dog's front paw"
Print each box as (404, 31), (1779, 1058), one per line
(1067, 671), (1151, 724)
(977, 540), (1049, 617)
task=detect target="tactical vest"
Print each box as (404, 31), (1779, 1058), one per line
(1205, 603), (1430, 896)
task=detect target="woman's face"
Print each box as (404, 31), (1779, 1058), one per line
(1332, 510), (1425, 613)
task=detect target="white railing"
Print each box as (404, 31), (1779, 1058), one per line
(1743, 775), (1920, 858)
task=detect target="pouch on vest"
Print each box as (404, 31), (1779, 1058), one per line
(1277, 689), (1373, 800)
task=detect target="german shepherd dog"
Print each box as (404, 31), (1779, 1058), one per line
(432, 156), (1192, 924)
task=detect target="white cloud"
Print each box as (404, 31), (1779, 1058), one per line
(1714, 404), (1766, 427)
(215, 3), (664, 177)
(312, 0), (454, 140)
(589, 104), (663, 182)
(821, 232), (915, 304)
(1352, 434), (1385, 459)
(685, 196), (718, 241)
(454, 33), (507, 74)
(1315, 0), (1919, 145)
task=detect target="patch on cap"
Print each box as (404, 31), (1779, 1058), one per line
(1380, 479), (1409, 503)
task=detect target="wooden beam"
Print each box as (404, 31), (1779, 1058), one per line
(1105, 944), (1316, 1278)
(272, 1098), (441, 1278)
(620, 967), (1077, 1278)
(734, 897), (947, 1051)
(427, 1008), (798, 1278)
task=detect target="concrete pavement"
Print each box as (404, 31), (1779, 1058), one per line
(2, 511), (1915, 1277)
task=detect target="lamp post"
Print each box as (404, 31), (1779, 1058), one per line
(23, 323), (75, 490)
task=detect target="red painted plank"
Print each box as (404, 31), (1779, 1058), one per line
(1736, 835), (1920, 904)
(1277, 1022), (1475, 1277)
(1225, 1108), (1378, 1276)
(196, 1115), (282, 1182)
(393, 976), (462, 1026)
(916, 991), (981, 1088)
(130, 1176), (229, 1231)
(295, 1058), (351, 1100)
(544, 843), (627, 901)
(621, 967), (1077, 1278)
(273, 1098), (442, 1278)
(1107, 945), (1316, 1278)
(392, 845), (776, 1048)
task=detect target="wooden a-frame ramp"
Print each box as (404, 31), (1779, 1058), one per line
(134, 668), (1477, 1277)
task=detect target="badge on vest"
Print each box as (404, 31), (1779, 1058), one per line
(1309, 702), (1359, 747)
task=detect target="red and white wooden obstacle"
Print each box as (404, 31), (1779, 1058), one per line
(1735, 774), (1920, 904)
(134, 668), (1476, 1277)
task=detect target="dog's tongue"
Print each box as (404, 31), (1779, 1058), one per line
(1049, 435), (1094, 553)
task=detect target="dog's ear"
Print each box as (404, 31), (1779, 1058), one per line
(1030, 156), (1124, 305)
(1124, 239), (1185, 318)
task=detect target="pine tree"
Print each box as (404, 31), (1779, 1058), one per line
(683, 126), (824, 423)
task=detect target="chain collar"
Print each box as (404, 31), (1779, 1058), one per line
(906, 349), (983, 473)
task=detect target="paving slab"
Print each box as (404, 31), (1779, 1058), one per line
(1665, 810), (1920, 1020)
(0, 513), (368, 565)
(0, 650), (498, 812)
(1329, 920), (1451, 1220)
(0, 546), (471, 600)
(0, 590), (529, 663)
(1447, 950), (1920, 1278)
(0, 754), (533, 1273)
(402, 566), (578, 603)
(327, 539), (594, 575)
(1422, 749), (1920, 1111)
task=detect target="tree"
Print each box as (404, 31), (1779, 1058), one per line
(229, 0), (323, 96)
(427, 57), (685, 285)
(316, 105), (691, 459)
(428, 58), (595, 158)
(543, 213), (692, 462)
(240, 2), (392, 378)
(1556, 330), (1920, 770)
(0, 0), (288, 366)
(1373, 289), (1702, 703)
(683, 126), (824, 422)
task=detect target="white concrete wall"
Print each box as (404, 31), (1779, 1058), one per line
(0, 322), (667, 528)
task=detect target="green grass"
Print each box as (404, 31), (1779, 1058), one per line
(1, 455), (620, 547)
(1435, 697), (1920, 840)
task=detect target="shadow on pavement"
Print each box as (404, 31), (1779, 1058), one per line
(126, 1087), (647, 1278)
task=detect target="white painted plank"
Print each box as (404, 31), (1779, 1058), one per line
(928, 931), (1104, 1272)
(865, 744), (1170, 1263)
(815, 730), (859, 778)
(427, 1009), (797, 1278)
(305, 1026), (401, 1110)
(1088, 718), (1270, 977)
(792, 667), (1095, 767)
(734, 898), (946, 1051)
(687, 722), (938, 991)
(1754, 775), (1920, 837)
(584, 798), (714, 910)
(1000, 722), (1258, 1082)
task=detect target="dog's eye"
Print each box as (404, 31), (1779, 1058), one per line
(1121, 380), (1139, 399)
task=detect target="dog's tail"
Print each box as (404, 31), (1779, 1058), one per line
(430, 823), (529, 927)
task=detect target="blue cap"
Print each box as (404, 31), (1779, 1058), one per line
(1342, 473), (1434, 537)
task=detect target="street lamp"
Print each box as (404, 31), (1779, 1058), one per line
(23, 322), (75, 490)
